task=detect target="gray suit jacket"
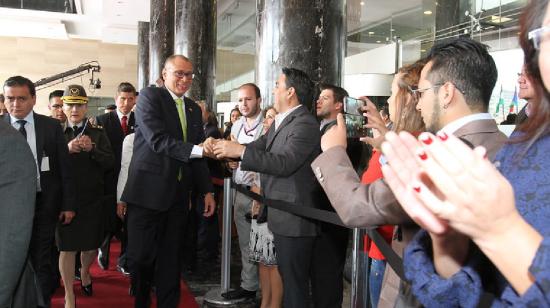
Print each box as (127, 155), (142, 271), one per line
(0, 121), (37, 307)
(311, 118), (508, 306)
(241, 106), (323, 237)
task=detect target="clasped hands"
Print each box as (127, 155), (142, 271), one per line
(68, 135), (94, 153)
(202, 137), (245, 161)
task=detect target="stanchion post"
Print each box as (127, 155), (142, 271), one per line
(220, 177), (232, 291)
(351, 227), (360, 307)
(203, 177), (249, 306)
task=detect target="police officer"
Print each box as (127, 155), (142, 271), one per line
(56, 85), (114, 308)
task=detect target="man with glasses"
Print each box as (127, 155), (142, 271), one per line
(2, 76), (76, 307)
(48, 90), (67, 125)
(121, 55), (216, 307)
(311, 38), (508, 306)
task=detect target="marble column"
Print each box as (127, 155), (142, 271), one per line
(137, 21), (150, 91)
(256, 0), (346, 110)
(149, 0), (175, 86)
(175, 0), (217, 110)
(435, 0), (463, 42)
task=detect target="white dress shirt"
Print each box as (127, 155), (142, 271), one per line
(117, 133), (135, 203)
(274, 104), (302, 131)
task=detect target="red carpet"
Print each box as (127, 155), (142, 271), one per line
(51, 240), (198, 308)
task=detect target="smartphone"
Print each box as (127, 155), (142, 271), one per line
(344, 97), (371, 138)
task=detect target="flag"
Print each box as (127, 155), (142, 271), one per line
(495, 85), (505, 113)
(509, 86), (519, 113)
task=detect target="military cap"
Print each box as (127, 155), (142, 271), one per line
(61, 84), (88, 104)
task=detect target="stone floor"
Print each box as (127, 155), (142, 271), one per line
(183, 238), (353, 308)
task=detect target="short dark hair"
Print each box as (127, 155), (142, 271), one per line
(319, 83), (348, 104)
(282, 67), (314, 106)
(239, 83), (261, 99)
(0, 93), (4, 103)
(117, 82), (136, 95)
(426, 37), (497, 111)
(380, 105), (390, 118)
(49, 90), (64, 102)
(105, 104), (117, 111)
(4, 76), (36, 97)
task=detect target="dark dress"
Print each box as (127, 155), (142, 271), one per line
(56, 119), (115, 251)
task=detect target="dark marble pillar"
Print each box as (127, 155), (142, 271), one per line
(175, 0), (217, 110)
(435, 0), (465, 42)
(256, 0), (346, 110)
(149, 0), (175, 85)
(137, 21), (150, 91)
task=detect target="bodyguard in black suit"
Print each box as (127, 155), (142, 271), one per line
(121, 55), (216, 308)
(3, 76), (76, 307)
(213, 68), (324, 307)
(95, 82), (136, 272)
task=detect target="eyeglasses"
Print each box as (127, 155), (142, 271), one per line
(528, 25), (550, 50)
(169, 70), (195, 79)
(408, 84), (443, 98)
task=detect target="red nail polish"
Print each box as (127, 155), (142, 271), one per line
(418, 150), (428, 160)
(413, 186), (421, 193)
(437, 132), (449, 141)
(420, 135), (433, 145)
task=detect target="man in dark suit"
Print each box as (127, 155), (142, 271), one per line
(3, 76), (76, 307)
(213, 68), (324, 307)
(96, 82), (137, 272)
(0, 120), (37, 307)
(121, 55), (216, 308)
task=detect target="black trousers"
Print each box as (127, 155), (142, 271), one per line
(127, 202), (188, 308)
(30, 193), (57, 307)
(273, 234), (316, 308)
(311, 223), (349, 308)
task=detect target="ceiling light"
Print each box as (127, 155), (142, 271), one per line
(424, 10), (432, 15)
(391, 28), (395, 31)
(376, 40), (381, 43)
(490, 15), (512, 23)
(421, 49), (426, 52)
(368, 31), (374, 35)
(360, 1), (365, 5)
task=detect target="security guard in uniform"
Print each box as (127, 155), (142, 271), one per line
(56, 85), (114, 308)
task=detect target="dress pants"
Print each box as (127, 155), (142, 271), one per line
(30, 193), (56, 307)
(273, 234), (316, 308)
(127, 199), (188, 308)
(311, 223), (349, 308)
(233, 191), (259, 291)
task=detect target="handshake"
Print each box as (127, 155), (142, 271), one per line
(202, 137), (246, 161)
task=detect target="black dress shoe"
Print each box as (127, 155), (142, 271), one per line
(117, 265), (131, 276)
(221, 287), (256, 300)
(97, 249), (109, 270)
(81, 280), (93, 296)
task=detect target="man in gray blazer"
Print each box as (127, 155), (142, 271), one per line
(0, 120), (37, 307)
(312, 37), (508, 306)
(213, 68), (323, 307)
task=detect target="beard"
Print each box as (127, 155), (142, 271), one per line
(426, 102), (442, 133)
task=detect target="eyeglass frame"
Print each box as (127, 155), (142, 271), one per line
(408, 82), (464, 98)
(528, 25), (550, 50)
(167, 69), (195, 80)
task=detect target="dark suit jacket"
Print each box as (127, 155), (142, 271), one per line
(3, 113), (76, 216)
(311, 118), (508, 306)
(96, 111), (135, 173)
(0, 121), (37, 307)
(121, 87), (213, 210)
(241, 106), (322, 237)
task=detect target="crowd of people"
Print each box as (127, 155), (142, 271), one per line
(1, 1), (550, 308)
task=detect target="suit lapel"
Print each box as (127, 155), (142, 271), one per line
(453, 119), (499, 138)
(128, 112), (135, 133)
(162, 88), (184, 139)
(266, 106), (303, 150)
(33, 113), (45, 165)
(109, 111), (124, 138)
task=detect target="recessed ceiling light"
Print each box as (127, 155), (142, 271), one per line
(360, 1), (365, 5)
(368, 31), (375, 35)
(376, 40), (381, 43)
(424, 10), (432, 15)
(391, 28), (395, 31)
(421, 49), (426, 52)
